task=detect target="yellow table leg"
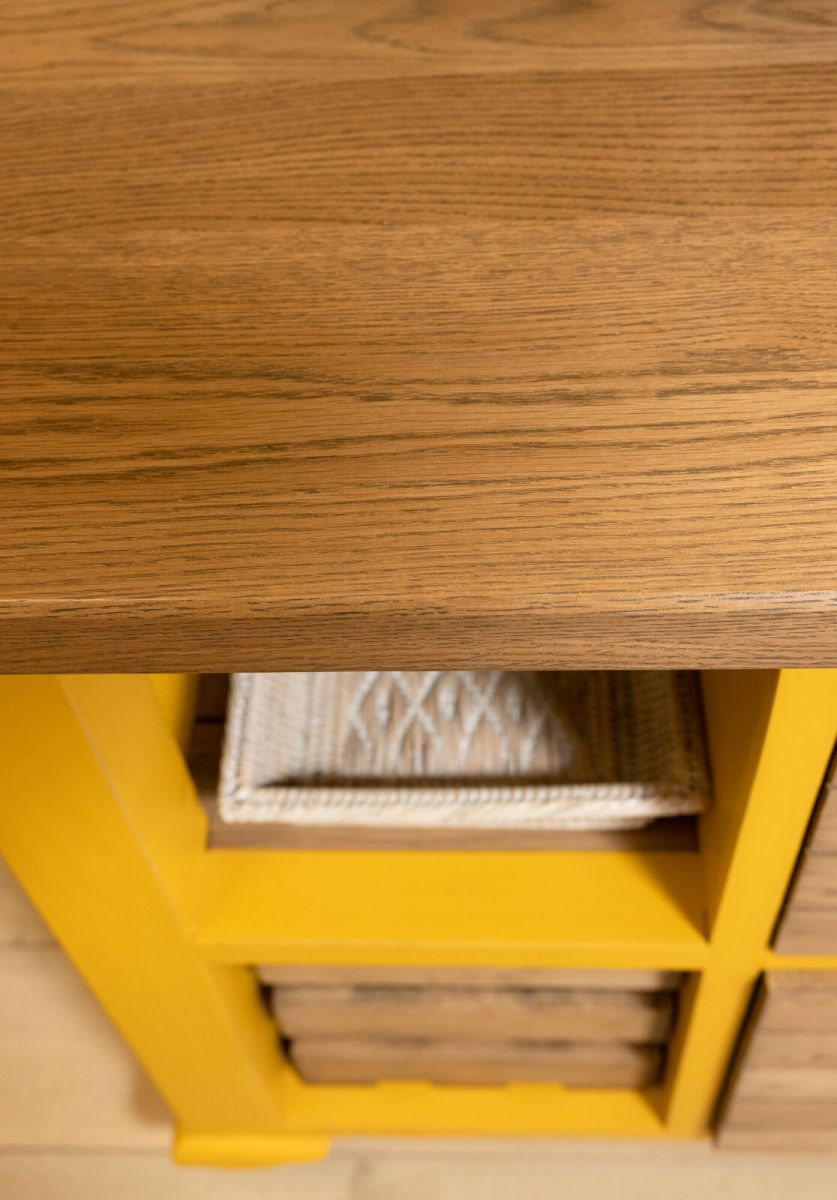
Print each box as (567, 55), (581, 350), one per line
(664, 669), (837, 1137)
(150, 673), (199, 750)
(1, 670), (834, 1156)
(0, 675), (328, 1166)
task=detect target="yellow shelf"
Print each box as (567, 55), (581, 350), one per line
(763, 952), (837, 972)
(275, 1076), (667, 1140)
(196, 848), (706, 969)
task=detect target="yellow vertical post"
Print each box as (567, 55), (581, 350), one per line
(150, 673), (200, 750)
(0, 675), (328, 1166)
(665, 669), (837, 1137)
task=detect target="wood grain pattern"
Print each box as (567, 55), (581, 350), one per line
(775, 758), (837, 953)
(258, 966), (682, 992)
(271, 985), (675, 1043)
(721, 1126), (837, 1151)
(721, 1097), (837, 1133)
(2, 2), (836, 671)
(736, 1065), (837, 1102)
(755, 971), (837, 1033)
(744, 1030), (837, 1070)
(7, 0), (837, 81)
(779, 855), (837, 911)
(289, 1037), (662, 1088)
(773, 912), (837, 955)
(719, 972), (837, 1147)
(808, 776), (837, 855)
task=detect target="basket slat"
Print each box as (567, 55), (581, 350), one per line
(290, 1038), (663, 1088)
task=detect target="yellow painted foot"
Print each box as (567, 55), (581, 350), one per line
(174, 1130), (331, 1168)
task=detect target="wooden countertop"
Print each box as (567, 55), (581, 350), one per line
(1, 2), (836, 671)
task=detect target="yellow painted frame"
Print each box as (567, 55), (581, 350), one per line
(0, 670), (835, 1165)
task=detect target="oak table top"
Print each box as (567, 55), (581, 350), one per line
(1, 1), (836, 671)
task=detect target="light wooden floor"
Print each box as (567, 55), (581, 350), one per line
(2, 859), (837, 1199)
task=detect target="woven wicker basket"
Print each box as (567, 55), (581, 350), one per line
(219, 671), (708, 831)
